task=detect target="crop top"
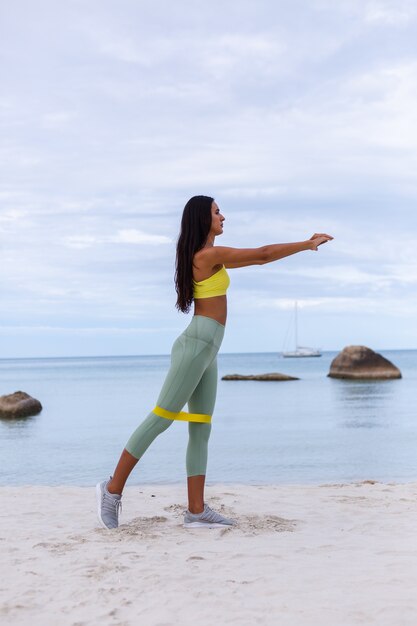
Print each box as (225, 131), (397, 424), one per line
(193, 265), (230, 299)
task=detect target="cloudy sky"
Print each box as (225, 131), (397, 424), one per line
(1, 0), (417, 358)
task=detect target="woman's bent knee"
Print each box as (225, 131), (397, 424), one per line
(125, 411), (173, 459)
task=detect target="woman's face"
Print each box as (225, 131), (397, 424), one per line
(211, 201), (225, 236)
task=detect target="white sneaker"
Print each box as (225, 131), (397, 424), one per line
(184, 503), (236, 528)
(96, 477), (122, 529)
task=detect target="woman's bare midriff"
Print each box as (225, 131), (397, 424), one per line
(193, 254), (227, 326)
(193, 295), (227, 327)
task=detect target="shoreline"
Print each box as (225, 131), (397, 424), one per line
(2, 477), (417, 487)
(2, 482), (417, 625)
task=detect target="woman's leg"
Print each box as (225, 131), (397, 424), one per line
(108, 328), (217, 494)
(107, 413), (173, 494)
(186, 356), (218, 513)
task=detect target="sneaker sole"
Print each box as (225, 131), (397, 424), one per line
(96, 482), (113, 529)
(183, 521), (234, 528)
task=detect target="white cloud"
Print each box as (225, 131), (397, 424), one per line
(65, 229), (172, 249)
(274, 263), (417, 289)
(331, 232), (417, 264)
(77, 19), (176, 66)
(384, 263), (417, 285)
(0, 208), (27, 223)
(64, 234), (98, 249)
(0, 97), (13, 110)
(341, 61), (417, 152)
(96, 37), (145, 64)
(249, 295), (417, 316)
(279, 265), (393, 288)
(112, 229), (172, 245)
(0, 325), (178, 335)
(364, 0), (416, 24)
(200, 33), (286, 79)
(316, 0), (416, 26)
(42, 111), (77, 130)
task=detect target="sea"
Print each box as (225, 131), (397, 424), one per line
(0, 350), (416, 486)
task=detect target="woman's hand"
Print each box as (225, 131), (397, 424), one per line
(307, 233), (334, 251)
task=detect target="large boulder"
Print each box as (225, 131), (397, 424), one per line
(328, 346), (401, 380)
(222, 373), (299, 381)
(0, 391), (43, 418)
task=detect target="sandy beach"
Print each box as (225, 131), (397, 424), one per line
(1, 481), (417, 626)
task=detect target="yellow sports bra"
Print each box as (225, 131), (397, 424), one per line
(193, 265), (230, 299)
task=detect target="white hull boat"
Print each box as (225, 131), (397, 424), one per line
(282, 302), (322, 358)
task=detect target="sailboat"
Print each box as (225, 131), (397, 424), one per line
(282, 301), (322, 358)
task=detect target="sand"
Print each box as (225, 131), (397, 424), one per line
(1, 481), (417, 626)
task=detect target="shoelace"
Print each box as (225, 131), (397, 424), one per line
(102, 492), (122, 516)
(201, 505), (223, 523)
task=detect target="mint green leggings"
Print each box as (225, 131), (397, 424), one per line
(125, 315), (225, 476)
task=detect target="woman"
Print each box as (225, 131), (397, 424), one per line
(96, 195), (333, 529)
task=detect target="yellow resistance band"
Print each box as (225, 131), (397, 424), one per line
(152, 405), (212, 424)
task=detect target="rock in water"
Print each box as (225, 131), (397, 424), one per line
(0, 391), (43, 418)
(222, 373), (299, 381)
(328, 346), (401, 380)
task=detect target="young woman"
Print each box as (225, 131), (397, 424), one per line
(96, 195), (333, 529)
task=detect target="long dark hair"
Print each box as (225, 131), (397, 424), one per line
(175, 195), (214, 313)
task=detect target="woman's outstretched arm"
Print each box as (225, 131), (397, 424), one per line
(203, 233), (333, 269)
(261, 232), (333, 263)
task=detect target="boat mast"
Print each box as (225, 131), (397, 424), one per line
(295, 301), (298, 349)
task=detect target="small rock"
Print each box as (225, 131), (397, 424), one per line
(0, 391), (43, 418)
(222, 373), (298, 381)
(328, 346), (401, 380)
